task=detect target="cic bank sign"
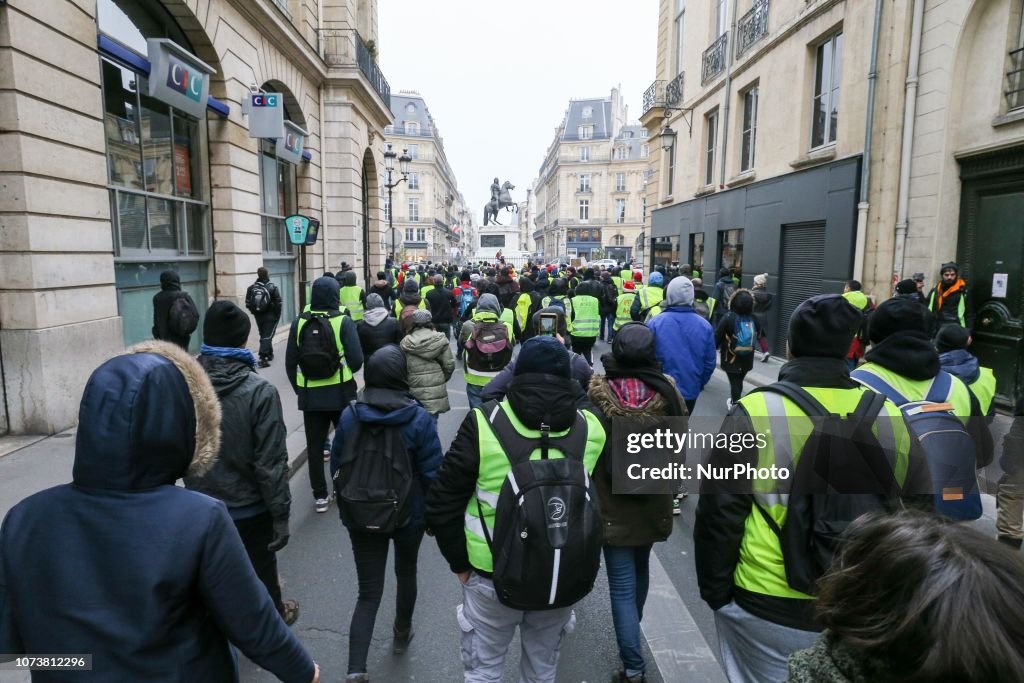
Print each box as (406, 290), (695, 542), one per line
(146, 39), (215, 119)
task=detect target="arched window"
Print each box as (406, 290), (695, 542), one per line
(613, 234), (625, 246)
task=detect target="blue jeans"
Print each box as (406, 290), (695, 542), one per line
(467, 383), (485, 410)
(603, 544), (653, 677)
(602, 313), (616, 341)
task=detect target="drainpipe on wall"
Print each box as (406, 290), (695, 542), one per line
(852, 0), (885, 284)
(719, 0), (742, 188)
(891, 0), (926, 283)
(319, 84), (329, 274)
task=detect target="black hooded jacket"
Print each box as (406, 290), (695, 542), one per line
(0, 342), (313, 682)
(152, 271), (196, 347)
(184, 355), (291, 522)
(285, 277), (364, 411)
(425, 374), (599, 575)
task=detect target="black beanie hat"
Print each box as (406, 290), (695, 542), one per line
(203, 300), (251, 348)
(868, 297), (930, 344)
(515, 336), (571, 378)
(895, 278), (918, 294)
(788, 294), (863, 359)
(611, 323), (659, 368)
(935, 324), (971, 353)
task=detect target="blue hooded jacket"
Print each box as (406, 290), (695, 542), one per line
(0, 341), (314, 682)
(647, 276), (717, 400)
(938, 349), (981, 384)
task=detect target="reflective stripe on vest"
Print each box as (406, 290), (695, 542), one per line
(732, 387), (911, 601)
(615, 292), (637, 330)
(569, 295), (600, 337)
(970, 367), (997, 416)
(464, 402), (606, 572)
(294, 312), (353, 386)
(639, 286), (664, 311)
(339, 286), (364, 321)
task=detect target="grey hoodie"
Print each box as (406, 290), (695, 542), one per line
(664, 276), (695, 307)
(363, 294), (389, 327)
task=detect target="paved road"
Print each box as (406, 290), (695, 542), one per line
(238, 337), (1002, 683)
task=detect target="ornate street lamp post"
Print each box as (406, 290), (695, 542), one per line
(383, 143), (412, 263)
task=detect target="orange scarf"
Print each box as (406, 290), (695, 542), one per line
(937, 278), (965, 311)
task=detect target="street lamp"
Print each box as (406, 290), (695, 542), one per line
(383, 143), (412, 264)
(660, 124), (677, 152)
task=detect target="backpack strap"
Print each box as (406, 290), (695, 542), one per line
(851, 369), (910, 407)
(925, 371), (953, 404)
(752, 381), (830, 417)
(480, 400), (588, 466)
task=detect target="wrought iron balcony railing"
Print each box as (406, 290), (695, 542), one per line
(1007, 47), (1024, 111)
(642, 80), (665, 117)
(317, 29), (391, 109)
(642, 72), (684, 117)
(702, 33), (728, 84)
(736, 0), (770, 59)
(665, 71), (684, 107)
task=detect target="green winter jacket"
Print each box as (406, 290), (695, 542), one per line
(400, 327), (455, 414)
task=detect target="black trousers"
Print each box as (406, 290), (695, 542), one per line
(304, 410), (340, 499)
(685, 398), (697, 415)
(255, 314), (279, 360)
(726, 372), (746, 403)
(234, 512), (283, 613)
(571, 335), (596, 365)
(347, 524), (426, 674)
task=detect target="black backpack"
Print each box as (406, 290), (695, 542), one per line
(750, 382), (901, 595)
(248, 282), (271, 314)
(297, 312), (341, 380)
(476, 401), (603, 610)
(168, 293), (199, 338)
(333, 405), (414, 534)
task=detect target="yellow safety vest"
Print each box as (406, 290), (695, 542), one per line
(733, 387), (912, 600)
(969, 367), (997, 416)
(615, 291), (637, 331)
(568, 295), (600, 337)
(465, 402), (605, 572)
(294, 312), (353, 386)
(339, 286), (364, 321)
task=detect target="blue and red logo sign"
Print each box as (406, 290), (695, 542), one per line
(166, 55), (204, 103)
(251, 94), (280, 108)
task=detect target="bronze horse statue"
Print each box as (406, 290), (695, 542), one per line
(483, 181), (517, 226)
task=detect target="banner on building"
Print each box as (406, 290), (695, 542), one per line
(276, 120), (308, 165)
(242, 92), (285, 139)
(146, 39), (215, 119)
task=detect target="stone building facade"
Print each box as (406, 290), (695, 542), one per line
(533, 88), (650, 263)
(382, 91), (464, 264)
(0, 0), (393, 434)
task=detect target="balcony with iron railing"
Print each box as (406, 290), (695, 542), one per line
(641, 72), (685, 118)
(317, 29), (391, 108)
(702, 33), (728, 84)
(736, 0), (770, 59)
(1007, 47), (1024, 111)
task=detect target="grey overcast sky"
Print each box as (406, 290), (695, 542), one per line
(378, 0), (659, 233)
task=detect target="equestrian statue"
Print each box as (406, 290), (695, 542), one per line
(483, 177), (517, 226)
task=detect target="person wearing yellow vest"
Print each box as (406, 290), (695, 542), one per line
(394, 279), (427, 333)
(631, 271), (664, 322)
(852, 296), (993, 464)
(614, 281), (638, 338)
(540, 277), (570, 311)
(695, 294), (927, 683)
(567, 273), (602, 364)
(511, 276), (541, 342)
(458, 293), (515, 410)
(285, 276), (364, 513)
(841, 280), (873, 372)
(425, 337), (607, 683)
(935, 324), (997, 419)
(338, 270), (366, 322)
(927, 261), (974, 332)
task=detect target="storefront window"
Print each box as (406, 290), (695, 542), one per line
(259, 139), (298, 320)
(652, 236), (680, 268)
(719, 228), (744, 272)
(689, 232), (704, 272)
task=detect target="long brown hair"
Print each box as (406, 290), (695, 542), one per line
(815, 510), (1024, 682)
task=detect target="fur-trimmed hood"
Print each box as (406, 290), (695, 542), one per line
(73, 340), (220, 490)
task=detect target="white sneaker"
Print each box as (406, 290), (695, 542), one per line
(726, 399), (735, 412)
(315, 498), (329, 513)
(760, 351), (771, 362)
